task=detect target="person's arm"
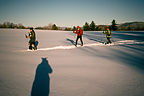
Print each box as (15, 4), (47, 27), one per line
(103, 30), (108, 34)
(80, 29), (83, 35)
(28, 32), (31, 38)
(25, 34), (28, 38)
(25, 32), (30, 38)
(103, 31), (106, 34)
(74, 30), (78, 34)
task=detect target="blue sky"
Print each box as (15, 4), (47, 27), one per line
(0, 0), (144, 27)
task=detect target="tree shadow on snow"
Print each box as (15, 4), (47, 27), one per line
(79, 43), (144, 72)
(31, 58), (53, 96)
(112, 32), (144, 41)
(111, 46), (144, 72)
(83, 34), (105, 43)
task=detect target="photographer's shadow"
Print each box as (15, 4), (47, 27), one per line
(31, 58), (53, 96)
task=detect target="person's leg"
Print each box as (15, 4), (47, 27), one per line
(108, 37), (111, 44)
(32, 42), (37, 50)
(106, 37), (109, 44)
(29, 42), (32, 50)
(75, 36), (79, 46)
(80, 36), (83, 46)
(109, 37), (112, 43)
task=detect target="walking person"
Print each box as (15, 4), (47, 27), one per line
(74, 26), (83, 47)
(103, 26), (112, 44)
(25, 27), (37, 50)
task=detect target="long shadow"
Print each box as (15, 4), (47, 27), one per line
(78, 41), (144, 72)
(66, 38), (75, 45)
(112, 31), (144, 41)
(83, 34), (105, 43)
(31, 58), (53, 96)
(113, 31), (144, 36)
(80, 31), (144, 72)
(119, 44), (144, 52)
(111, 48), (144, 71)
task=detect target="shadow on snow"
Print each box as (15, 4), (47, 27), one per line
(31, 58), (53, 96)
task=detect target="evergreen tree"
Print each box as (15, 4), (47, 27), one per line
(111, 19), (118, 31)
(83, 22), (90, 31)
(90, 21), (96, 31)
(52, 24), (58, 30)
(127, 25), (131, 31)
(95, 26), (101, 31)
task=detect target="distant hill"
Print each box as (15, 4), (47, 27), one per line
(118, 22), (144, 30)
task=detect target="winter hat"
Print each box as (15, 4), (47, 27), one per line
(77, 26), (80, 28)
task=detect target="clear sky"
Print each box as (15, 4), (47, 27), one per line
(0, 0), (144, 27)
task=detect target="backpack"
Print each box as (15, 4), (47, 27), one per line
(78, 30), (81, 34)
(107, 30), (111, 36)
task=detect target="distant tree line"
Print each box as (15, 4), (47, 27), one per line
(0, 22), (26, 29)
(35, 23), (72, 31)
(1, 20), (144, 31)
(83, 21), (104, 31)
(82, 20), (144, 31)
(35, 23), (59, 30)
(82, 20), (118, 31)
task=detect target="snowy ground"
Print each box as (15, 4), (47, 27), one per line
(0, 29), (144, 96)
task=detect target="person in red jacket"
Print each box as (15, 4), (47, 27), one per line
(74, 26), (83, 47)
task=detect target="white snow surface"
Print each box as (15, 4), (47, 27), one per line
(0, 29), (144, 96)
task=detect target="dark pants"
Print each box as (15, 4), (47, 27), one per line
(29, 41), (37, 50)
(106, 37), (112, 44)
(75, 36), (83, 46)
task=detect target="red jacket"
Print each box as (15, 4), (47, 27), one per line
(75, 29), (83, 36)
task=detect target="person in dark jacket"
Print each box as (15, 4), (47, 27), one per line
(25, 27), (37, 50)
(74, 26), (83, 47)
(103, 26), (112, 44)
